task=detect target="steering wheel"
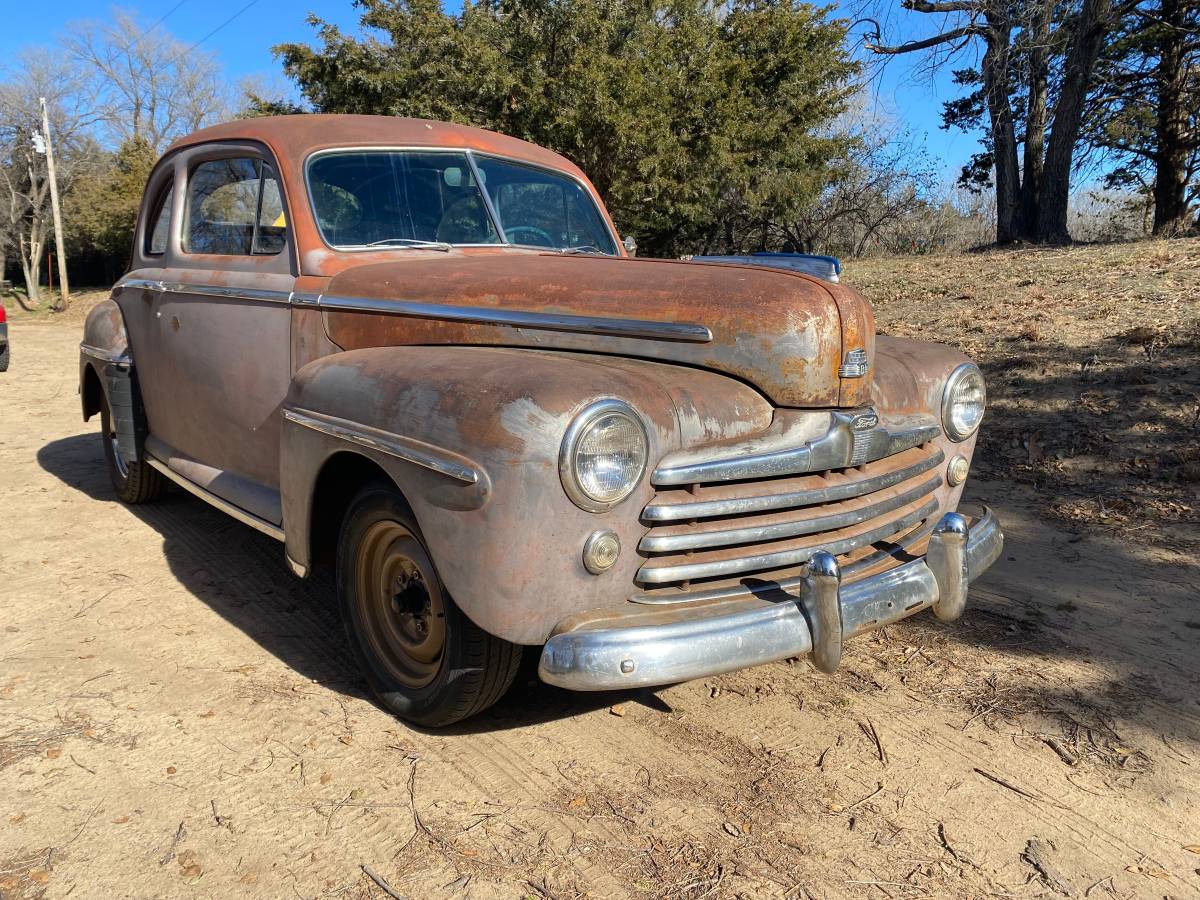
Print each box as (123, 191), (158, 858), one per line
(504, 225), (556, 247)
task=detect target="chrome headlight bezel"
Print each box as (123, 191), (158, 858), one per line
(941, 363), (986, 442)
(559, 399), (649, 512)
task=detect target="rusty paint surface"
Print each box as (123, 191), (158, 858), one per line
(88, 114), (989, 650)
(282, 345), (770, 643)
(321, 254), (853, 408)
(152, 115), (877, 411)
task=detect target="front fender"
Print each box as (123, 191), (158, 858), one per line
(281, 345), (772, 644)
(870, 335), (981, 514)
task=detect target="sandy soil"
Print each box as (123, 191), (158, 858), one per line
(2, 322), (1199, 900)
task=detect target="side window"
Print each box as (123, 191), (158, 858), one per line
(146, 184), (173, 255)
(185, 157), (287, 256)
(253, 165), (286, 255)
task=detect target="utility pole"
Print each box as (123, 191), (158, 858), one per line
(39, 97), (69, 309)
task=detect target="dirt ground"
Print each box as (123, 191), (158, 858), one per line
(2, 247), (1200, 899)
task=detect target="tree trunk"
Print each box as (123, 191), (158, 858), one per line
(983, 16), (1023, 243)
(19, 223), (45, 308)
(19, 253), (41, 308)
(1021, 0), (1054, 235)
(1036, 0), (1114, 243)
(1151, 0), (1192, 235)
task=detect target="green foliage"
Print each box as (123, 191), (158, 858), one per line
(65, 136), (157, 272)
(274, 0), (858, 256)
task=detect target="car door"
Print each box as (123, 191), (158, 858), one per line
(119, 142), (296, 524)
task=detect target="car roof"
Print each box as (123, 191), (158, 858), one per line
(165, 114), (587, 179)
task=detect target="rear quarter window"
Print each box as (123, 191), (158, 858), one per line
(185, 158), (286, 256)
(146, 184), (173, 255)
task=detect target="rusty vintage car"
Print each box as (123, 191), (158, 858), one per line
(79, 115), (1002, 726)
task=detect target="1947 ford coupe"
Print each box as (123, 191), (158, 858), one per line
(79, 115), (1002, 726)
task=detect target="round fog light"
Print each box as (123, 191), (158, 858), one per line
(583, 530), (621, 574)
(947, 454), (970, 486)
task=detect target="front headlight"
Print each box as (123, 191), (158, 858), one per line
(559, 399), (648, 511)
(941, 363), (986, 441)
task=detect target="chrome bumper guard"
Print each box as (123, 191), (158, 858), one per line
(538, 507), (1003, 691)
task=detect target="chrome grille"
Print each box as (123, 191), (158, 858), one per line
(635, 443), (945, 598)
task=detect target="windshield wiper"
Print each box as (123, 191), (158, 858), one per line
(364, 237), (453, 251)
(558, 245), (604, 255)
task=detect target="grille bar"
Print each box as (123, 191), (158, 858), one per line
(639, 473), (942, 553)
(631, 518), (933, 605)
(636, 496), (939, 585)
(643, 447), (944, 522)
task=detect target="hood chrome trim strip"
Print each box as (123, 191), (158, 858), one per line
(317, 293), (713, 343)
(117, 278), (712, 343)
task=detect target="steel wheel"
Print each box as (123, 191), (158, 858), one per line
(337, 484), (522, 726)
(353, 520), (446, 689)
(98, 385), (164, 504)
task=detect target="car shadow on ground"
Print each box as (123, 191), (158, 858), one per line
(37, 432), (655, 733)
(38, 432), (1199, 744)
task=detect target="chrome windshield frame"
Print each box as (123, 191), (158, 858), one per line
(303, 145), (620, 256)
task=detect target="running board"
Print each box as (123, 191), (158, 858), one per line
(146, 456), (285, 542)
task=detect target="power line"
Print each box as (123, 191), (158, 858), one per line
(143, 0), (192, 39)
(184, 0), (265, 54)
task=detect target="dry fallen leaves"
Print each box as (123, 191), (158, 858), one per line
(178, 849), (203, 878)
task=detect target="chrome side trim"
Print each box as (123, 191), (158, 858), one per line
(282, 407), (480, 484)
(653, 411), (940, 485)
(316, 293), (712, 343)
(79, 343), (132, 367)
(643, 448), (945, 521)
(118, 278), (293, 305)
(636, 497), (939, 584)
(538, 507), (1003, 691)
(639, 474), (941, 552)
(145, 457), (285, 542)
(118, 277), (163, 292)
(117, 280), (711, 343)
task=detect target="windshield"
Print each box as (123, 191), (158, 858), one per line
(307, 150), (616, 255)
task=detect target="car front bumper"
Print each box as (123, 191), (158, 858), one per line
(538, 507), (1003, 691)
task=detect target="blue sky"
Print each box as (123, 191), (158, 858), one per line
(0, 0), (982, 181)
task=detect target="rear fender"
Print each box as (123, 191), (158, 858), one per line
(281, 345), (772, 644)
(80, 299), (145, 463)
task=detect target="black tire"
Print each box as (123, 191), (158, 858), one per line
(337, 483), (520, 727)
(0, 344), (9, 372)
(100, 392), (165, 503)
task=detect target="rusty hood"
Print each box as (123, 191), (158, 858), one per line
(320, 254), (875, 408)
